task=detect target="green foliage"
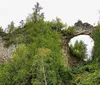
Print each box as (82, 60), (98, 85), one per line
(50, 17), (64, 32)
(71, 63), (100, 85)
(69, 40), (86, 61)
(0, 14), (67, 84)
(0, 45), (29, 85)
(0, 2), (99, 85)
(26, 2), (44, 23)
(0, 26), (3, 32)
(65, 26), (75, 35)
(92, 25), (100, 61)
(7, 21), (15, 33)
(58, 66), (72, 85)
(61, 26), (75, 39)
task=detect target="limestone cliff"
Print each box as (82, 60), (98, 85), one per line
(0, 37), (17, 63)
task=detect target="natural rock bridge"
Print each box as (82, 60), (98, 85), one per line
(64, 20), (94, 40)
(61, 20), (94, 66)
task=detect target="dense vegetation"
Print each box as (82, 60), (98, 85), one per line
(70, 24), (100, 85)
(69, 40), (86, 61)
(0, 3), (69, 85)
(0, 2), (100, 85)
(92, 25), (100, 61)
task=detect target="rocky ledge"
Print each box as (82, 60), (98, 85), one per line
(0, 37), (17, 63)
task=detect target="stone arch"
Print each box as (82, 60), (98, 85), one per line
(65, 30), (92, 42)
(62, 30), (94, 66)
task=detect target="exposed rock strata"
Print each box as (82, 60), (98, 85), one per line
(74, 20), (94, 33)
(0, 37), (17, 63)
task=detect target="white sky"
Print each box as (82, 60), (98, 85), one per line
(0, 0), (100, 28)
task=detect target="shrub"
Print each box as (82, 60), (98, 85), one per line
(92, 25), (100, 61)
(69, 40), (86, 61)
(61, 26), (75, 37)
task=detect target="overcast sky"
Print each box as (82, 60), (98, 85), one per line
(0, 0), (100, 28)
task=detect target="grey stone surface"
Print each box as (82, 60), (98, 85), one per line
(74, 20), (94, 33)
(0, 37), (17, 63)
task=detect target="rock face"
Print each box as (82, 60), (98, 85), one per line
(74, 20), (94, 33)
(0, 37), (17, 63)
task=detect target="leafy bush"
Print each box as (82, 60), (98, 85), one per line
(92, 25), (100, 61)
(69, 40), (86, 61)
(61, 26), (75, 37)
(58, 66), (72, 85)
(71, 63), (100, 85)
(0, 18), (66, 85)
(51, 17), (64, 32)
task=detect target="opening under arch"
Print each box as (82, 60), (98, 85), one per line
(68, 35), (94, 61)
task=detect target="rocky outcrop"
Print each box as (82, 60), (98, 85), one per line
(74, 20), (94, 33)
(61, 36), (78, 67)
(0, 37), (17, 63)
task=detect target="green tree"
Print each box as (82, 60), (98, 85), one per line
(69, 40), (86, 61)
(7, 21), (15, 33)
(0, 2), (68, 85)
(61, 26), (75, 37)
(51, 17), (64, 32)
(26, 2), (44, 23)
(92, 25), (100, 61)
(0, 26), (3, 32)
(0, 21), (66, 85)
